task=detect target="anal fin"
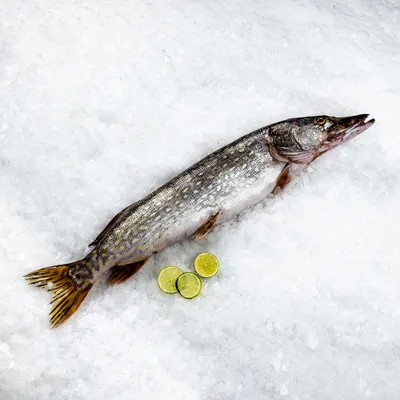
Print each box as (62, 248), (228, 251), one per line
(193, 211), (221, 240)
(106, 258), (149, 285)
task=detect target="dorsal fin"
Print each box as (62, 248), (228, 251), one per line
(89, 201), (141, 247)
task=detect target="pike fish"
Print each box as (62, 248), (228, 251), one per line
(25, 114), (375, 327)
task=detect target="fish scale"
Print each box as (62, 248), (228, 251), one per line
(24, 114), (375, 327)
(87, 128), (280, 271)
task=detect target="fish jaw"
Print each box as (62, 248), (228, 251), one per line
(322, 114), (375, 151)
(267, 114), (375, 164)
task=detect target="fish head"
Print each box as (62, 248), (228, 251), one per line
(267, 114), (375, 164)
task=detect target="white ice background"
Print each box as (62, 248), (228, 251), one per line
(1, 1), (400, 399)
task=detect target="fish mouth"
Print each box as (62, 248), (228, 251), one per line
(325, 114), (375, 147)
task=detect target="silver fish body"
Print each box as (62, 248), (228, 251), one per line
(88, 128), (283, 275)
(24, 113), (375, 327)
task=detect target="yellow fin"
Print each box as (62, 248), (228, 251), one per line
(24, 264), (93, 328)
(193, 211), (221, 240)
(106, 258), (149, 285)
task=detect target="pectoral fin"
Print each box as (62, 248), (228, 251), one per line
(193, 211), (221, 240)
(106, 258), (149, 285)
(273, 163), (309, 195)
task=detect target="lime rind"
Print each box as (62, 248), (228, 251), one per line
(194, 252), (219, 278)
(176, 272), (202, 299)
(157, 266), (183, 294)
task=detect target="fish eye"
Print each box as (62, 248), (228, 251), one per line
(315, 117), (326, 125)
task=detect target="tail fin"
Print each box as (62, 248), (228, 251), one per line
(24, 263), (94, 328)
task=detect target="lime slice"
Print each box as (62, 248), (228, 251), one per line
(176, 272), (202, 299)
(194, 252), (219, 278)
(157, 266), (183, 294)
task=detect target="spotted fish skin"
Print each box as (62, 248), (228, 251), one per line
(25, 114), (375, 327)
(85, 127), (283, 278)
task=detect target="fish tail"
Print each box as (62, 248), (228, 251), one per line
(24, 261), (94, 328)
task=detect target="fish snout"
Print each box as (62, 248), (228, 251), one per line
(325, 114), (375, 147)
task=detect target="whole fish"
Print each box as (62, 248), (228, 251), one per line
(25, 114), (375, 327)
